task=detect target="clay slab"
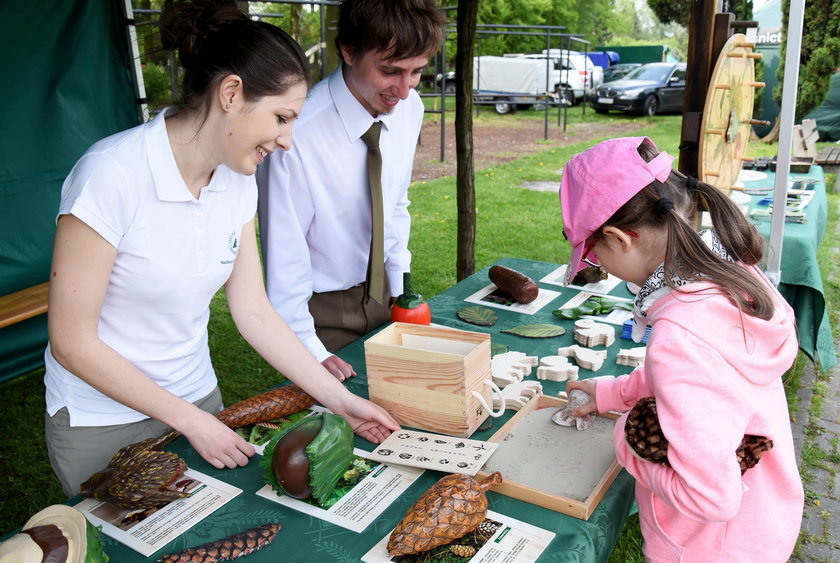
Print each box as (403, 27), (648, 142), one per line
(476, 395), (621, 520)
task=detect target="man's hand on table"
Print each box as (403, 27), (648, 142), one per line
(322, 355), (356, 382)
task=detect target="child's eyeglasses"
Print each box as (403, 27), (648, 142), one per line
(580, 229), (638, 268)
(581, 234), (601, 268)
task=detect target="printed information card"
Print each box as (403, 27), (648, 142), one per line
(366, 429), (499, 476)
(361, 509), (556, 563)
(464, 283), (560, 315)
(256, 448), (423, 533)
(74, 468), (241, 558)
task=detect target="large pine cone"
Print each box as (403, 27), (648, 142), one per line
(216, 384), (316, 429)
(156, 522), (282, 562)
(625, 397), (773, 475)
(387, 472), (503, 556)
(80, 431), (190, 509)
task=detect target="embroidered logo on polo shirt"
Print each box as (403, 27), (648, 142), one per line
(221, 232), (240, 264)
(227, 232), (239, 255)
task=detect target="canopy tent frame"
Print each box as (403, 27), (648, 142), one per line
(765, 0), (805, 285)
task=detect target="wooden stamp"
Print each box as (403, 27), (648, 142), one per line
(492, 380), (543, 411)
(536, 356), (580, 382)
(573, 319), (615, 347)
(616, 347), (646, 367)
(490, 351), (538, 387)
(556, 345), (608, 372)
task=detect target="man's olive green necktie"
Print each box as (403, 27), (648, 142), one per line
(360, 121), (385, 304)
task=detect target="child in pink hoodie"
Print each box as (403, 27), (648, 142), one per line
(562, 137), (803, 562)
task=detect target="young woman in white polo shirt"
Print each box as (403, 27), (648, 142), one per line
(43, 0), (399, 496)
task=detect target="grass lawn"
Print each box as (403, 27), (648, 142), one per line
(1, 105), (836, 562)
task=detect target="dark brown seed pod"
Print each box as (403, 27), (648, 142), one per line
(156, 522), (282, 562)
(488, 265), (539, 304)
(271, 417), (323, 499)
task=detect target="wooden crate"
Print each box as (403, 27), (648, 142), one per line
(476, 394), (622, 520)
(364, 323), (492, 437)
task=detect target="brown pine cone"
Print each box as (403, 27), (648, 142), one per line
(216, 384), (316, 429)
(477, 520), (500, 536)
(387, 472), (502, 556)
(736, 434), (774, 475)
(625, 397), (670, 466)
(625, 397), (773, 475)
(450, 544), (478, 558)
(156, 522), (282, 562)
(80, 431), (191, 510)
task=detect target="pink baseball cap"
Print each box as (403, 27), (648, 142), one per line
(560, 136), (674, 285)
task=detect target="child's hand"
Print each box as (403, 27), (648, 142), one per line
(566, 379), (598, 417)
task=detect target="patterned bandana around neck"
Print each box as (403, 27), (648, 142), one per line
(631, 230), (733, 342)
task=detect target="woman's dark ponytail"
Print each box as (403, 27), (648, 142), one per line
(159, 0), (247, 68)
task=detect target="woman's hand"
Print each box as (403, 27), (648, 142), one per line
(180, 410), (255, 469)
(333, 396), (400, 444)
(223, 221), (397, 443)
(566, 379), (599, 417)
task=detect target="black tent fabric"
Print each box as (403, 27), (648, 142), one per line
(0, 0), (140, 382)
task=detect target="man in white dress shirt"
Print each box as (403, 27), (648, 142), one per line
(257, 0), (446, 380)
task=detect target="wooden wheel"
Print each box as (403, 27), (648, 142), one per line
(698, 33), (764, 195)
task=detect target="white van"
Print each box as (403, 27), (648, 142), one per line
(471, 56), (559, 114)
(541, 49), (604, 88)
(506, 50), (603, 104)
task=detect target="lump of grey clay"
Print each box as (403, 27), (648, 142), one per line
(552, 388), (596, 431)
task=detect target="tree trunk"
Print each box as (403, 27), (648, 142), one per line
(290, 4), (302, 42)
(455, 0), (479, 281)
(324, 4), (340, 76)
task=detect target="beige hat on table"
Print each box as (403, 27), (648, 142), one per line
(0, 505), (88, 563)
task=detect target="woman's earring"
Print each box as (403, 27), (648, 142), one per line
(225, 104), (231, 110)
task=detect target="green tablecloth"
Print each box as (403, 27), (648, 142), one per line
(743, 165), (836, 370)
(84, 258), (639, 562)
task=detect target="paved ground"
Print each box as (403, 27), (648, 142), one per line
(791, 197), (840, 562)
(792, 352), (840, 562)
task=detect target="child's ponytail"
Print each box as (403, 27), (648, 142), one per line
(662, 175), (775, 320)
(684, 176), (765, 267)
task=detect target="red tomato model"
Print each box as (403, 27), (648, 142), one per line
(391, 272), (432, 325)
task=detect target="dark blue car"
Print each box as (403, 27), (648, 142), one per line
(590, 62), (686, 116)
